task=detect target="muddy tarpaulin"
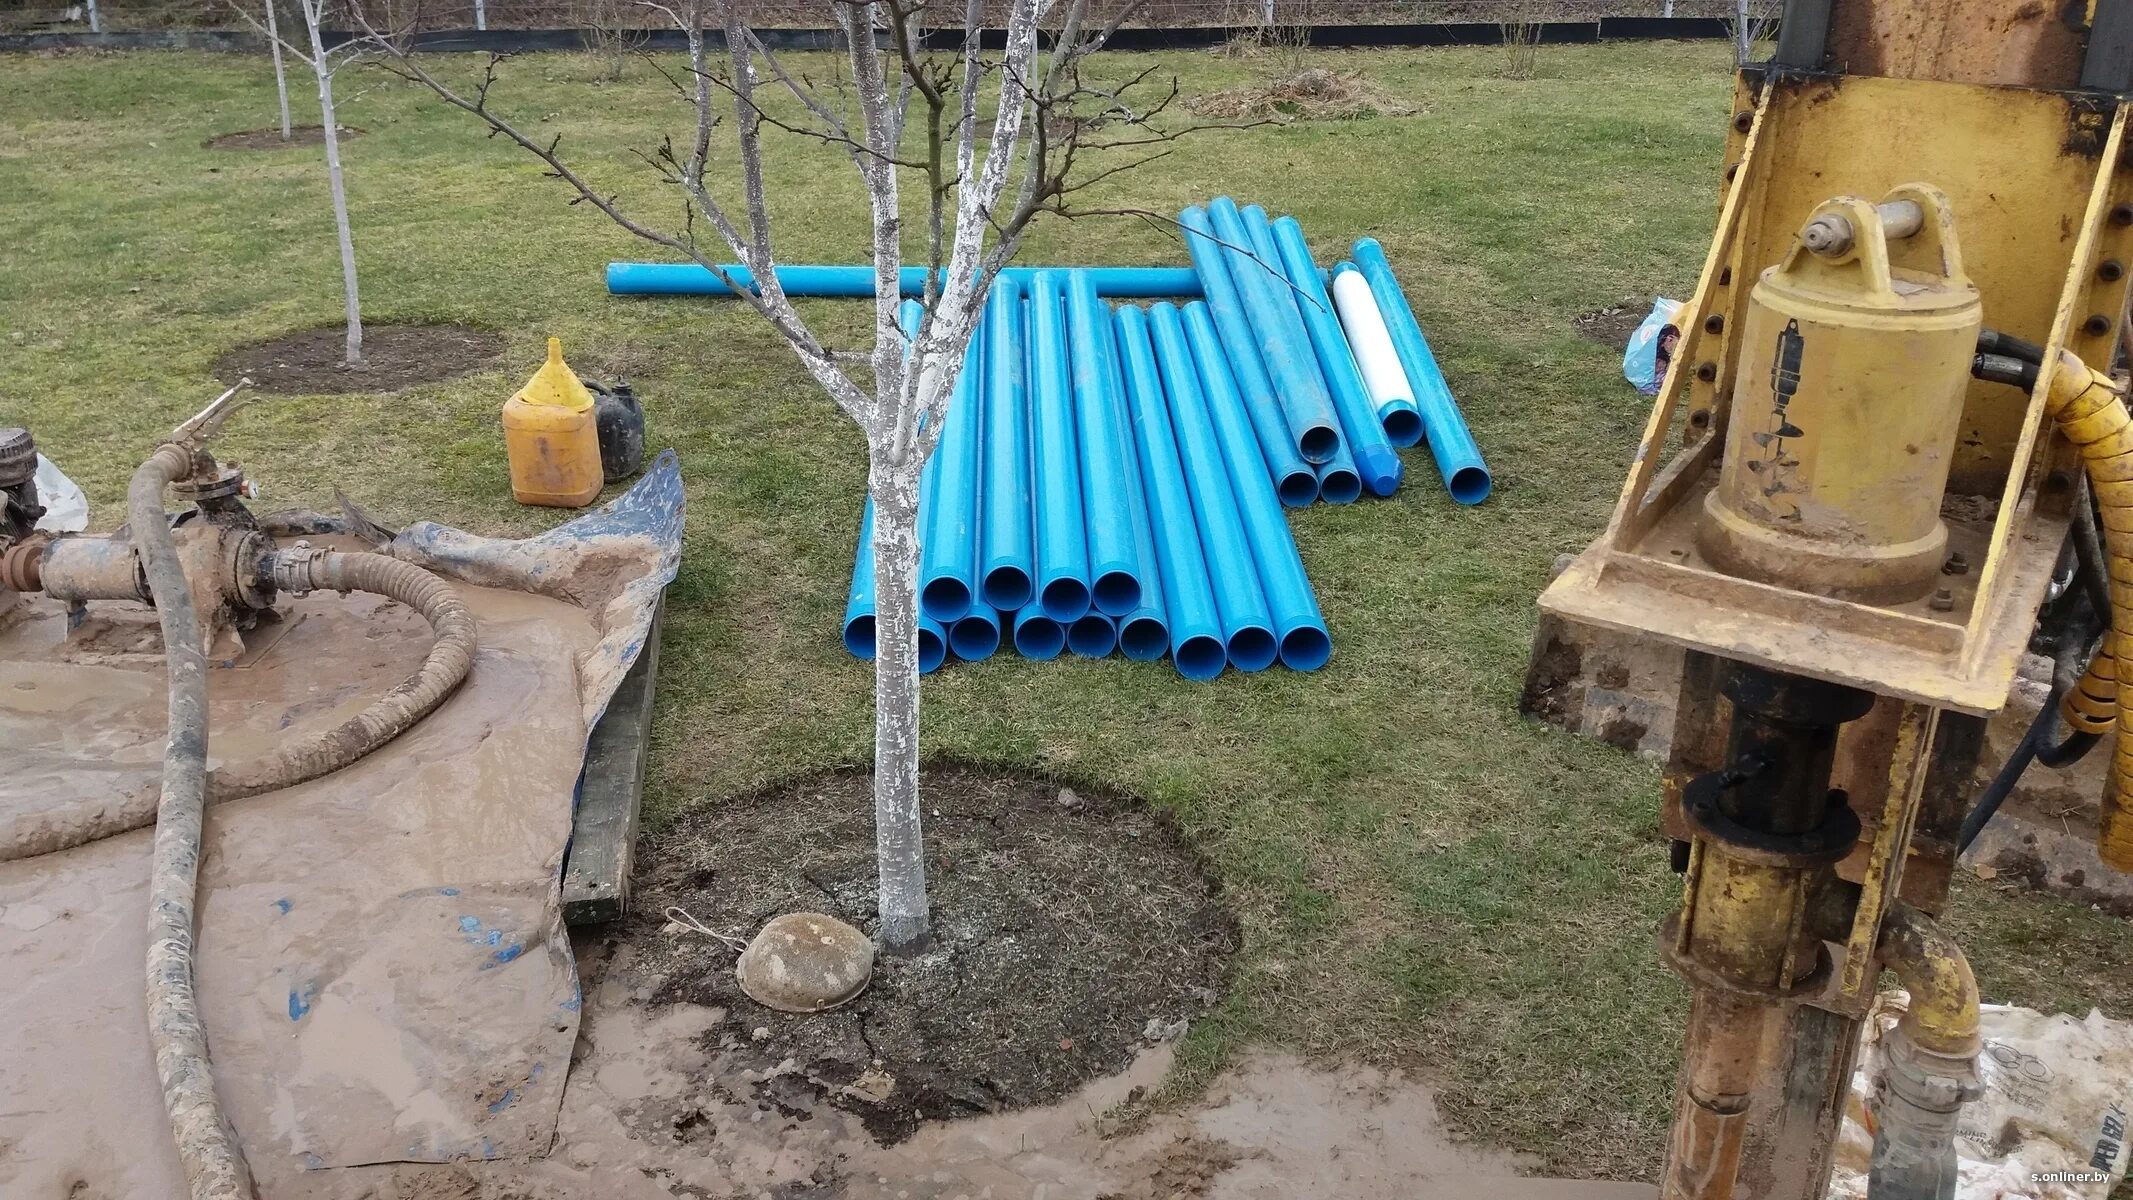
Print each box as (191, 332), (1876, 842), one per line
(0, 453), (682, 1197)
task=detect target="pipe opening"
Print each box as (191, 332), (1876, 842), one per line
(1276, 471), (1320, 509)
(1319, 467), (1363, 505)
(1227, 626), (1279, 673)
(1091, 570), (1141, 616)
(1068, 612), (1118, 657)
(1448, 466), (1493, 506)
(1013, 614), (1066, 660)
(918, 625), (946, 674)
(981, 565), (1033, 611)
(1040, 577), (1092, 624)
(1280, 625), (1332, 672)
(1119, 615), (1169, 661)
(1175, 634), (1227, 681)
(950, 614), (1000, 661)
(1299, 425), (1340, 464)
(842, 615), (876, 661)
(921, 578), (973, 624)
(1383, 408), (1424, 448)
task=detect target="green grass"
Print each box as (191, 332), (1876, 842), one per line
(4, 40), (2129, 1184)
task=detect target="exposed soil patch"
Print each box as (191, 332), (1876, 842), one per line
(204, 123), (363, 150)
(1573, 299), (1651, 351)
(1188, 66), (1417, 121)
(615, 763), (1237, 1146)
(214, 323), (505, 394)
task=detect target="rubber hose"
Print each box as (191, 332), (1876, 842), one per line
(1977, 328), (2046, 366)
(208, 552), (477, 800)
(2038, 352), (2133, 870)
(0, 552), (476, 862)
(130, 443), (256, 1200)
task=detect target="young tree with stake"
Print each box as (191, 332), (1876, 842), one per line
(372, 0), (1184, 954)
(240, 0), (367, 364)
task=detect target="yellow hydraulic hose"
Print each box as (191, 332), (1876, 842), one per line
(2061, 634), (2119, 736)
(2043, 350), (2133, 869)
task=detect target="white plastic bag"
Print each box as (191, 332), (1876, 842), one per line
(33, 453), (88, 532)
(1829, 993), (2133, 1200)
(1623, 297), (1685, 396)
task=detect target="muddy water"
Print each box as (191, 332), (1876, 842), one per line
(308, 937), (1658, 1200)
(0, 581), (597, 1198)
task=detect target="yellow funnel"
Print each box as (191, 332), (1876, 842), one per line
(512, 337), (595, 411)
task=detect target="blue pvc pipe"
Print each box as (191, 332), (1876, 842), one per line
(919, 308), (986, 623)
(1028, 272), (1092, 622)
(1147, 304), (1280, 672)
(1100, 302), (1172, 662)
(950, 605), (1003, 661)
(1272, 218), (1402, 498)
(1065, 274), (1147, 616)
(1208, 197), (1340, 465)
(1115, 306), (1226, 682)
(979, 277), (1035, 609)
(1181, 301), (1331, 671)
(842, 490), (949, 672)
(1067, 610), (1118, 657)
(1346, 243), (1492, 505)
(1012, 605), (1067, 660)
(606, 262), (1205, 298)
(1315, 444), (1362, 505)
(1177, 207), (1319, 508)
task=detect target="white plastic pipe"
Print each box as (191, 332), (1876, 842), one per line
(1330, 267), (1424, 448)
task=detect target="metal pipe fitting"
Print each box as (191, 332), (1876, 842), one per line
(1868, 906), (1981, 1200)
(1801, 200), (1926, 258)
(38, 533), (150, 603)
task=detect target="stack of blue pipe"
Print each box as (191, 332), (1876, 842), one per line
(614, 200), (1490, 678)
(841, 271), (1332, 680)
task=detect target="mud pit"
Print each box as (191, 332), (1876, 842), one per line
(624, 765), (1238, 1144)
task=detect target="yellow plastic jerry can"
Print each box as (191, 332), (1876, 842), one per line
(503, 337), (604, 508)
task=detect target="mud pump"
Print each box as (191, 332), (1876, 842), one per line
(1539, 2), (2133, 1198)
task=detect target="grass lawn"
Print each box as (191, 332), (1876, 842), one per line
(5, 38), (2130, 1183)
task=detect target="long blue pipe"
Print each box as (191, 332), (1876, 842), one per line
(1346, 242), (1492, 505)
(1207, 197), (1340, 465)
(842, 463), (949, 672)
(979, 278), (1035, 609)
(1028, 272), (1092, 622)
(1181, 301), (1331, 671)
(1177, 207), (1319, 508)
(950, 605), (1002, 661)
(919, 308), (986, 623)
(1099, 301), (1171, 662)
(1272, 217), (1402, 498)
(1012, 606), (1067, 660)
(1147, 304), (1279, 672)
(1067, 610), (1117, 657)
(1066, 274), (1147, 616)
(606, 262), (1205, 298)
(1116, 306), (1226, 682)
(1235, 208), (1365, 508)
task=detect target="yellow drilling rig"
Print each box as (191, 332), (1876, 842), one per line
(1540, 2), (2133, 1198)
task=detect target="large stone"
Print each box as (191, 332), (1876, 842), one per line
(735, 912), (875, 1014)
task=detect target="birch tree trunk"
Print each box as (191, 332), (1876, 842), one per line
(266, 0), (293, 141)
(868, 458), (929, 954)
(303, 0), (364, 365)
(86, 0), (101, 33)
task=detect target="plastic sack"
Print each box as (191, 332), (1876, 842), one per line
(1829, 992), (2133, 1200)
(1623, 298), (1685, 396)
(32, 454), (87, 532)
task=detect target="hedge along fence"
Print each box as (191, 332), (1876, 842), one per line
(0, 14), (1746, 52)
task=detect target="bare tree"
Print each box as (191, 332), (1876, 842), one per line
(265, 0), (294, 140)
(1730, 0), (1780, 65)
(371, 0), (1183, 955)
(239, 0), (368, 364)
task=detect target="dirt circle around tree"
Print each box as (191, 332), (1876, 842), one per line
(607, 763), (1238, 1145)
(203, 123), (365, 151)
(214, 323), (506, 394)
